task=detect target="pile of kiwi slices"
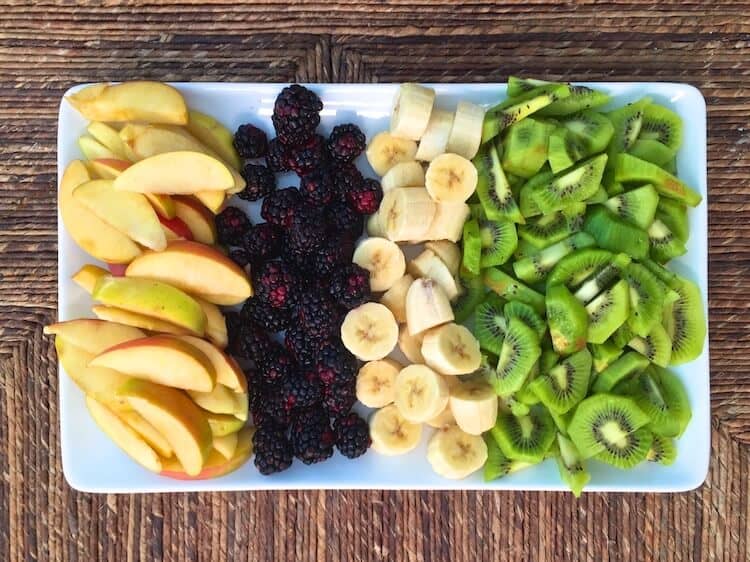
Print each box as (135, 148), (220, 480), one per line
(455, 76), (706, 496)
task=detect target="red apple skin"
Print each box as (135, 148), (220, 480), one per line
(93, 158), (131, 172)
(158, 215), (194, 241)
(159, 427), (253, 480)
(108, 263), (128, 277)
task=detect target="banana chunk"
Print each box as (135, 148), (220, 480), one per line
(425, 202), (471, 243)
(427, 375), (461, 429)
(427, 425), (488, 479)
(425, 240), (462, 276)
(449, 379), (498, 435)
(390, 83), (436, 141)
(445, 101), (485, 159)
(421, 322), (481, 375)
(380, 274), (414, 324)
(425, 153), (478, 203)
(367, 211), (385, 237)
(408, 249), (460, 301)
(353, 237), (406, 292)
(398, 324), (426, 363)
(370, 404), (423, 456)
(394, 364), (450, 423)
(356, 358), (403, 408)
(405, 278), (454, 335)
(415, 109), (455, 162)
(382, 161), (425, 193)
(380, 188), (437, 242)
(366, 132), (418, 176)
(341, 302), (399, 361)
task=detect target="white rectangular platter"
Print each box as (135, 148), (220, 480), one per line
(57, 82), (709, 493)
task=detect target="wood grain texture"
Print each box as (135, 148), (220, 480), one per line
(0, 1), (748, 560)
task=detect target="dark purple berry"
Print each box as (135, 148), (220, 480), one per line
(289, 408), (335, 465)
(322, 382), (357, 417)
(287, 134), (326, 176)
(215, 206), (251, 246)
(315, 340), (357, 387)
(299, 168), (335, 207)
(242, 222), (283, 264)
(327, 124), (366, 164)
(334, 413), (371, 458)
(329, 263), (371, 310)
(266, 137), (291, 172)
(346, 178), (382, 215)
(253, 261), (298, 310)
(233, 124), (268, 159)
(261, 187), (301, 227)
(239, 164), (275, 201)
(253, 425), (293, 475)
(272, 84), (323, 146)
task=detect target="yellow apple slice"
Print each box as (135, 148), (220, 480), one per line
(159, 426), (254, 480)
(66, 81), (188, 124)
(204, 411), (246, 436)
(86, 396), (163, 473)
(176, 336), (247, 392)
(91, 305), (194, 336)
(72, 264), (109, 294)
(73, 179), (167, 251)
(118, 378), (212, 476)
(92, 276), (206, 335)
(118, 410), (174, 458)
(59, 161), (141, 264)
(194, 297), (228, 349)
(125, 241), (253, 305)
(187, 383), (242, 415)
(78, 135), (119, 160)
(91, 335), (216, 392)
(145, 193), (176, 219)
(186, 109), (242, 170)
(86, 158), (131, 180)
(192, 190), (226, 214)
(173, 196), (217, 244)
(212, 432), (239, 460)
(87, 122), (129, 160)
(44, 318), (145, 355)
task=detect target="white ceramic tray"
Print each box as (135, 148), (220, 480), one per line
(57, 82), (709, 493)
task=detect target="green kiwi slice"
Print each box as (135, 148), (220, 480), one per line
(479, 219), (518, 268)
(546, 284), (589, 355)
(483, 433), (535, 481)
(504, 300), (546, 339)
(638, 103), (684, 152)
(461, 218), (482, 275)
(506, 76), (553, 97)
(591, 351), (650, 393)
(473, 144), (524, 223)
(594, 426), (653, 469)
(529, 348), (592, 414)
(606, 97), (651, 157)
(483, 267), (546, 313)
(562, 110), (615, 154)
(555, 433), (591, 497)
(513, 238), (541, 261)
(573, 253), (632, 303)
(586, 279), (630, 344)
(627, 138), (676, 167)
(502, 118), (551, 178)
(623, 262), (665, 337)
(546, 248), (614, 290)
(590, 340), (625, 373)
(515, 371), (541, 406)
(627, 323), (672, 367)
(662, 277), (706, 365)
(567, 393), (650, 459)
(648, 219), (687, 264)
(529, 154), (608, 214)
(614, 153), (701, 207)
(474, 293), (507, 355)
(490, 405), (556, 463)
(647, 433), (677, 465)
(550, 409), (572, 435)
(547, 129), (586, 173)
(485, 317), (541, 396)
(611, 323), (636, 349)
(503, 395), (532, 417)
(586, 186), (609, 204)
(537, 85), (611, 117)
(453, 270), (485, 324)
(540, 348), (561, 373)
(513, 232), (596, 284)
(519, 168), (555, 218)
(623, 366), (691, 437)
(603, 184), (660, 230)
(605, 180), (625, 196)
(518, 202), (585, 249)
(583, 206), (650, 259)
(656, 197), (689, 242)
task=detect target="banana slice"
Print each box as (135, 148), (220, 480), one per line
(408, 249), (460, 300)
(415, 109), (455, 162)
(382, 161), (425, 193)
(390, 83), (436, 140)
(405, 277), (455, 335)
(366, 211), (385, 237)
(380, 274), (414, 323)
(353, 237), (406, 292)
(425, 240), (462, 276)
(398, 323), (425, 363)
(445, 101), (485, 159)
(370, 404), (423, 455)
(449, 379), (499, 435)
(421, 322), (482, 375)
(340, 302), (399, 361)
(380, 188), (437, 242)
(427, 425), (488, 479)
(427, 375), (461, 428)
(366, 132), (418, 176)
(425, 202), (471, 243)
(394, 364), (450, 423)
(425, 153), (478, 203)
(356, 358), (403, 408)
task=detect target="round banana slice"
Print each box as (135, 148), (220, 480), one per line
(370, 404), (423, 456)
(415, 109), (455, 162)
(425, 202), (471, 243)
(425, 153), (478, 203)
(356, 358), (403, 408)
(380, 273), (414, 324)
(445, 101), (485, 159)
(421, 322), (481, 375)
(449, 379), (499, 435)
(394, 364), (450, 423)
(425, 240), (462, 276)
(398, 323), (425, 363)
(382, 161), (425, 193)
(427, 425), (488, 479)
(341, 302), (399, 361)
(390, 83), (436, 140)
(366, 131), (418, 176)
(426, 375), (461, 428)
(380, 188), (437, 242)
(405, 278), (454, 336)
(353, 237), (406, 292)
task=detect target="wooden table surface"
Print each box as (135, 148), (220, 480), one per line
(1, 1), (748, 560)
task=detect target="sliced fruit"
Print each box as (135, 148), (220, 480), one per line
(79, 134), (119, 160)
(160, 426), (254, 480)
(486, 317), (541, 396)
(623, 262), (665, 337)
(573, 253), (632, 304)
(482, 267), (545, 313)
(91, 305), (193, 336)
(213, 432), (239, 460)
(528, 154), (607, 214)
(648, 219), (686, 263)
(425, 202), (471, 242)
(119, 410), (174, 458)
(647, 434), (677, 466)
(369, 404), (423, 455)
(483, 432), (535, 481)
(663, 277), (706, 365)
(546, 247), (614, 290)
(513, 232), (595, 284)
(639, 103), (683, 153)
(43, 318), (145, 355)
(583, 206), (650, 259)
(501, 117), (550, 178)
(425, 240), (461, 276)
(603, 184), (659, 230)
(528, 348), (592, 414)
(504, 300), (546, 340)
(398, 324), (425, 363)
(586, 279), (630, 344)
(188, 383), (246, 417)
(656, 197), (689, 242)
(425, 153), (478, 203)
(555, 433), (590, 497)
(562, 110), (615, 154)
(627, 323), (672, 368)
(479, 219), (517, 268)
(176, 335), (246, 392)
(172, 196), (217, 245)
(340, 302), (399, 361)
(186, 109), (242, 170)
(473, 144), (524, 223)
(445, 100), (485, 159)
(606, 97), (650, 158)
(379, 188), (437, 242)
(408, 249), (460, 300)
(356, 358), (402, 408)
(614, 153), (701, 207)
(594, 426), (652, 469)
(405, 277), (455, 335)
(114, 151), (234, 194)
(427, 425), (488, 479)
(490, 406), (556, 463)
(394, 364), (450, 423)
(546, 284), (588, 355)
(381, 161), (425, 192)
(517, 203), (586, 249)
(380, 274), (414, 323)
(353, 237), (406, 292)
(421, 322), (481, 375)
(623, 366), (691, 438)
(591, 340), (625, 373)
(449, 379), (498, 434)
(461, 219), (482, 275)
(415, 109), (454, 161)
(193, 297), (228, 349)
(87, 122), (129, 160)
(160, 215), (194, 241)
(453, 272), (485, 324)
(366, 131), (418, 176)
(537, 84), (611, 116)
(390, 83), (436, 140)
(71, 264), (109, 294)
(474, 293), (507, 355)
(482, 85), (570, 142)
(205, 411), (245, 437)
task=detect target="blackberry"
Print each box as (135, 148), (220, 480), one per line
(229, 248), (251, 270)
(266, 137), (291, 172)
(296, 291), (339, 339)
(239, 322), (273, 362)
(315, 340), (357, 386)
(284, 324), (321, 368)
(233, 124), (268, 159)
(290, 408), (335, 464)
(325, 202), (363, 242)
(312, 237), (349, 279)
(272, 84), (323, 146)
(333, 163), (364, 202)
(253, 261), (298, 310)
(322, 382), (357, 417)
(287, 134), (327, 176)
(256, 343), (297, 386)
(253, 424), (293, 475)
(278, 371), (322, 412)
(333, 413), (371, 459)
(287, 206), (326, 253)
(327, 124), (366, 164)
(215, 206), (251, 246)
(346, 178), (383, 215)
(225, 311), (244, 357)
(238, 164), (276, 201)
(261, 187), (301, 227)
(241, 299), (291, 333)
(299, 168), (335, 207)
(242, 222), (283, 264)
(329, 263), (371, 310)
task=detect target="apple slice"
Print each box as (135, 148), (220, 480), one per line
(93, 276), (206, 335)
(159, 215), (194, 241)
(92, 305), (194, 337)
(72, 264), (109, 294)
(86, 396), (163, 473)
(159, 426), (254, 480)
(194, 297), (227, 349)
(193, 190), (225, 214)
(91, 335), (216, 392)
(66, 81), (188, 125)
(118, 410), (174, 458)
(59, 161), (141, 264)
(144, 193), (176, 219)
(86, 158), (131, 180)
(176, 336), (247, 392)
(44, 318), (145, 355)
(186, 110), (242, 170)
(187, 383), (241, 415)
(204, 411), (245, 436)
(173, 196), (217, 244)
(87, 122), (129, 160)
(118, 378), (212, 476)
(212, 432), (239, 460)
(108, 263), (127, 277)
(78, 135), (119, 160)
(125, 241), (253, 305)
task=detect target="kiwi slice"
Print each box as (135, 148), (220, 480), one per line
(591, 351), (650, 393)
(590, 340), (625, 373)
(623, 262), (665, 337)
(586, 279), (630, 344)
(462, 218), (482, 275)
(614, 153), (701, 207)
(515, 367), (541, 406)
(586, 186), (608, 204)
(639, 257), (680, 289)
(603, 184), (659, 230)
(518, 202), (585, 249)
(502, 118), (551, 178)
(453, 271), (486, 324)
(540, 348), (561, 373)
(594, 426), (653, 469)
(611, 323), (636, 349)
(529, 154), (608, 214)
(555, 433), (591, 497)
(573, 253), (632, 303)
(663, 277), (706, 365)
(627, 323), (672, 367)
(547, 129), (586, 174)
(546, 284), (589, 356)
(550, 408), (572, 435)
(474, 293), (507, 355)
(605, 180), (625, 196)
(506, 76), (553, 97)
(490, 405), (556, 463)
(647, 434), (677, 466)
(656, 197), (688, 242)
(486, 316), (541, 396)
(537, 85), (611, 117)
(624, 366), (691, 437)
(583, 206), (650, 259)
(479, 219), (518, 268)
(546, 248), (614, 290)
(519, 168), (555, 218)
(483, 267), (546, 313)
(513, 232), (596, 284)
(639, 103), (684, 153)
(628, 138), (676, 167)
(606, 97), (651, 156)
(567, 393), (650, 459)
(529, 348), (592, 414)
(503, 395), (532, 417)
(562, 110), (615, 154)
(473, 144), (524, 223)
(648, 219), (687, 264)
(504, 300), (546, 339)
(483, 433), (535, 481)
(513, 238), (541, 261)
